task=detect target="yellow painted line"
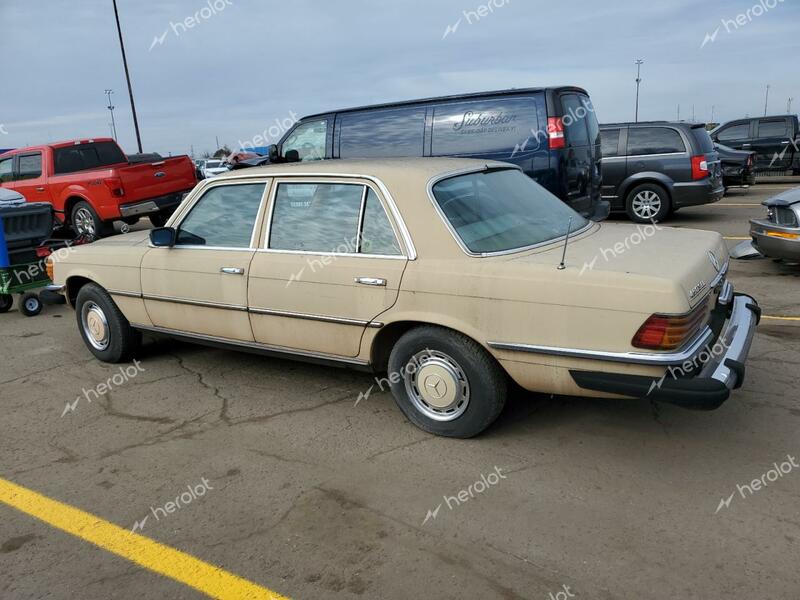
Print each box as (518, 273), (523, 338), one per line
(0, 477), (289, 600)
(762, 315), (800, 322)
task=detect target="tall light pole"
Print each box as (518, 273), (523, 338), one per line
(764, 84), (771, 117)
(104, 89), (117, 141)
(788, 97), (794, 114)
(710, 105), (715, 123)
(112, 0), (143, 153)
(634, 59), (644, 122)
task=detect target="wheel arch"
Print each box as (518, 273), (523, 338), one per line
(619, 174), (673, 203)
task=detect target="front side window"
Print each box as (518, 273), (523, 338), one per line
(627, 127), (686, 155)
(431, 168), (588, 254)
(281, 119), (327, 162)
(176, 183), (265, 247)
(717, 123), (749, 141)
(600, 129), (621, 157)
(0, 157), (13, 183)
(17, 153), (42, 180)
(269, 183), (402, 255)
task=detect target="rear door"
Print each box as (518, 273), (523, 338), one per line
(556, 92), (598, 217)
(753, 117), (793, 171)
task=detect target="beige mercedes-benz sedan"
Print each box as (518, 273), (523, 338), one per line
(50, 158), (759, 437)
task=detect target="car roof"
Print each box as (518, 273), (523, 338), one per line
(301, 86), (588, 119)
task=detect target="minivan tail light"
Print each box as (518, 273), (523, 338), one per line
(632, 301), (709, 351)
(691, 155), (709, 180)
(547, 117), (566, 149)
(103, 177), (125, 197)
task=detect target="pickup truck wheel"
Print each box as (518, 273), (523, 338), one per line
(71, 201), (112, 239)
(75, 283), (141, 363)
(625, 184), (671, 224)
(387, 326), (507, 438)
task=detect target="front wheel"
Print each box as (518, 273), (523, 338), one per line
(625, 184), (671, 223)
(75, 283), (141, 362)
(387, 326), (507, 438)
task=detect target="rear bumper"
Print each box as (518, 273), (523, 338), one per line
(118, 191), (190, 219)
(672, 180), (725, 208)
(570, 291), (760, 410)
(750, 219), (800, 260)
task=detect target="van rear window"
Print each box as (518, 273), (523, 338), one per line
(53, 142), (127, 174)
(690, 127), (715, 154)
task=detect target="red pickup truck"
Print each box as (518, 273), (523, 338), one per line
(0, 138), (197, 237)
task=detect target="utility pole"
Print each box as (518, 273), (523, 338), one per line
(112, 0), (143, 153)
(692, 104), (696, 122)
(215, 136), (220, 150)
(677, 104), (681, 122)
(711, 105), (715, 123)
(788, 97), (794, 114)
(104, 89), (117, 141)
(764, 84), (770, 116)
(634, 59), (644, 123)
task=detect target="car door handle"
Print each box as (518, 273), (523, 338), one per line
(36, 186), (45, 191)
(220, 267), (245, 275)
(781, 140), (791, 144)
(355, 277), (386, 287)
(742, 143), (751, 148)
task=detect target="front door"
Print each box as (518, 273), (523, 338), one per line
(141, 180), (268, 341)
(753, 117), (793, 171)
(248, 178), (409, 358)
(8, 152), (53, 204)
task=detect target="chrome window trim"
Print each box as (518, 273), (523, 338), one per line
(488, 325), (715, 366)
(262, 177), (407, 259)
(248, 307), (383, 328)
(130, 324), (369, 366)
(619, 152), (689, 159)
(426, 164), (594, 258)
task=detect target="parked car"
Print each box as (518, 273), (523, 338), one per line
(599, 121), (724, 223)
(715, 143), (756, 190)
(0, 138), (197, 237)
(200, 159), (228, 179)
(749, 186), (800, 261)
(50, 158), (758, 438)
(710, 115), (800, 174)
(255, 87), (609, 221)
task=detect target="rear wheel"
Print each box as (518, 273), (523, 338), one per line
(71, 201), (112, 239)
(387, 326), (507, 438)
(0, 294), (13, 313)
(20, 292), (42, 317)
(625, 183), (671, 223)
(75, 283), (141, 362)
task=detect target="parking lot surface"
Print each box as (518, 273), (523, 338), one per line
(1, 183), (799, 599)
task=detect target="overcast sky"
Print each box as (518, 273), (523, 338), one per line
(2, 0), (798, 156)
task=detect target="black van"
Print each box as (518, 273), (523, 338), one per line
(262, 87), (608, 220)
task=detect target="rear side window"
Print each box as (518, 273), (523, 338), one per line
(17, 153), (42, 180)
(431, 97), (539, 156)
(757, 118), (789, 138)
(0, 157), (13, 183)
(600, 129), (621, 157)
(360, 189), (402, 256)
(560, 94), (589, 147)
(176, 183), (265, 248)
(627, 127), (686, 155)
(53, 142), (126, 174)
(717, 123), (749, 141)
(580, 96), (600, 146)
(690, 127), (715, 154)
(339, 108), (425, 158)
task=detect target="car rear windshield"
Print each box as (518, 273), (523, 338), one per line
(53, 141), (127, 174)
(690, 127), (715, 154)
(431, 168), (589, 254)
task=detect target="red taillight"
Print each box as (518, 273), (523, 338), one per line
(547, 117), (566, 149)
(691, 155), (709, 180)
(36, 246), (51, 258)
(632, 301), (709, 350)
(103, 177), (125, 197)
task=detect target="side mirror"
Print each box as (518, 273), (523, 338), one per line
(267, 144), (279, 162)
(150, 227), (176, 247)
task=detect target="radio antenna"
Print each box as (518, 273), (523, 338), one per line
(557, 217), (573, 270)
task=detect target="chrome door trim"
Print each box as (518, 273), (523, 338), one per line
(248, 307), (383, 328)
(488, 326), (715, 366)
(142, 293), (248, 312)
(130, 324), (370, 366)
(108, 289), (143, 299)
